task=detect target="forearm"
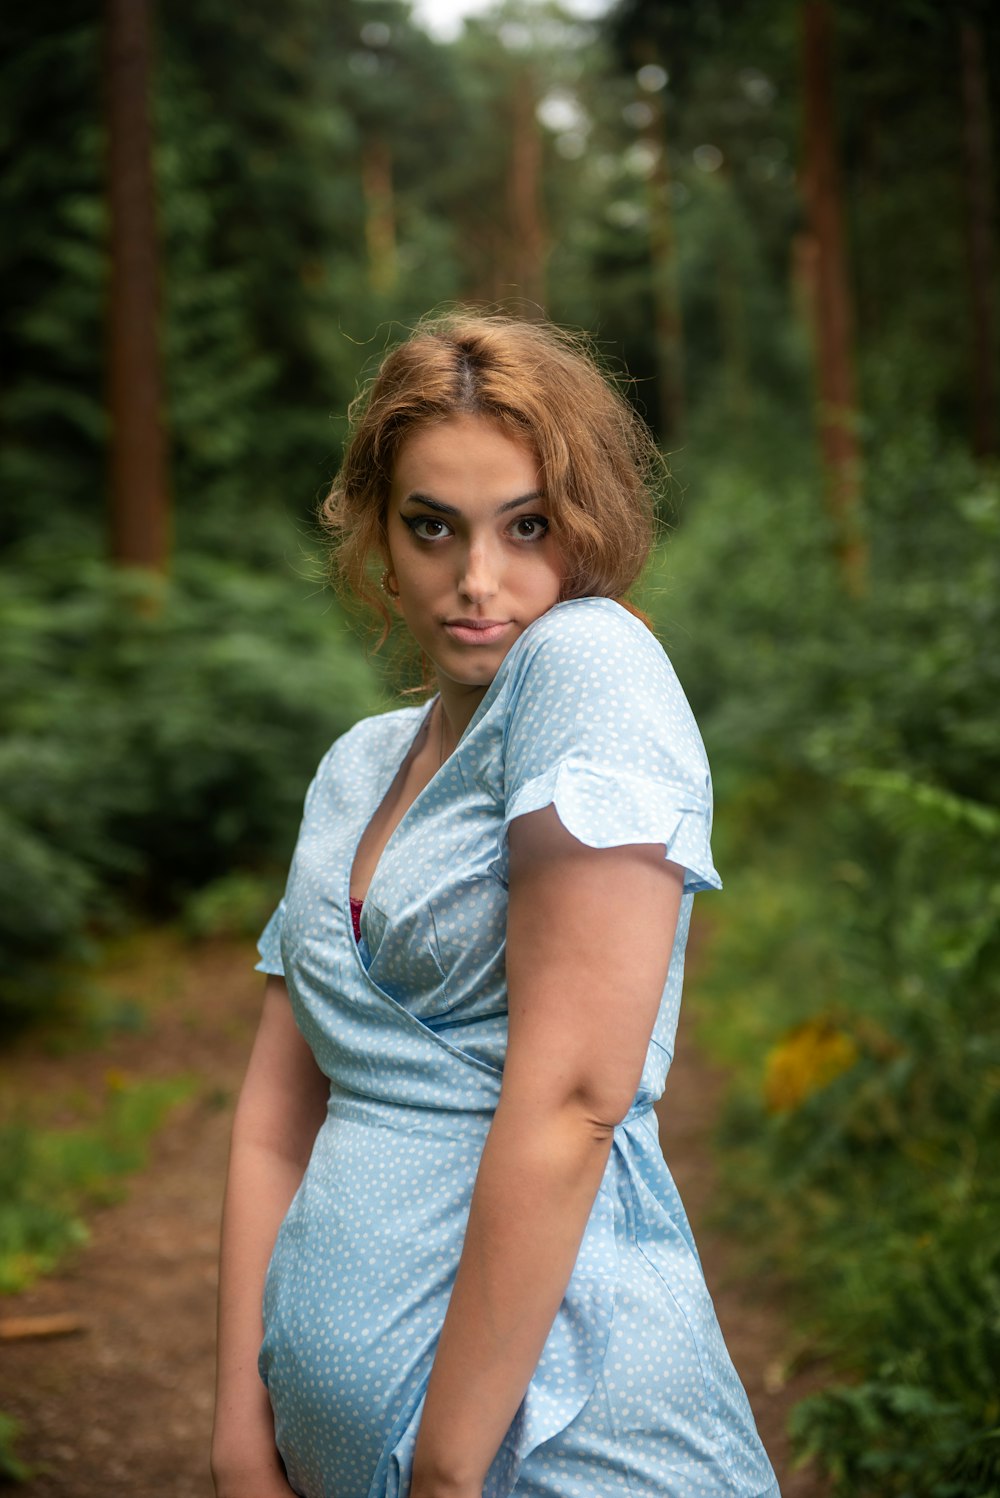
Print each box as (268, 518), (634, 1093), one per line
(211, 976), (328, 1489)
(212, 1123), (311, 1480)
(411, 1098), (614, 1494)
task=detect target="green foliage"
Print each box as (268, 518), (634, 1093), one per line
(181, 872), (282, 941)
(1, 1), (470, 559)
(3, 2), (999, 1487)
(0, 549), (381, 1024)
(609, 0), (1000, 445)
(0, 1408), (31, 1483)
(789, 1381), (1000, 1498)
(0, 6), (106, 551)
(652, 429), (1000, 1495)
(0, 1074), (196, 1293)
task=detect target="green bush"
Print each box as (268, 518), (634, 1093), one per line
(0, 549), (382, 1023)
(181, 871), (282, 941)
(651, 427), (1000, 1496)
(0, 1408), (30, 1483)
(0, 1073), (196, 1292)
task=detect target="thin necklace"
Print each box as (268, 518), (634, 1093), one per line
(438, 699), (446, 767)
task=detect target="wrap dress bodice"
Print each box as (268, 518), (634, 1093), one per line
(254, 597), (779, 1498)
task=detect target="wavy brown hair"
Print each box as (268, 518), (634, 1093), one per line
(320, 310), (664, 679)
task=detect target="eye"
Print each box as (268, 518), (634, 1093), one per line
(404, 516), (451, 541)
(511, 515), (549, 541)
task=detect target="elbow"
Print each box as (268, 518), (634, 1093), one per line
(495, 1081), (628, 1142)
(497, 1055), (642, 1139)
(561, 1080), (634, 1136)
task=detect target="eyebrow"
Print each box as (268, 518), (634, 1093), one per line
(399, 490), (546, 517)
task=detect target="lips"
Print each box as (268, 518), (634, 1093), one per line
(442, 619), (510, 645)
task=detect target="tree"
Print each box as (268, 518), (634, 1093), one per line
(799, 0), (865, 595)
(959, 12), (998, 458)
(635, 57), (686, 439)
(506, 62), (548, 312)
(105, 0), (171, 571)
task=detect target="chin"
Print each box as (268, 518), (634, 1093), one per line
(441, 657), (500, 687)
(462, 662), (501, 684)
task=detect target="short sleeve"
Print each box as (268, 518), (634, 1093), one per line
(488, 600), (722, 895)
(253, 747), (332, 976)
(254, 897), (287, 976)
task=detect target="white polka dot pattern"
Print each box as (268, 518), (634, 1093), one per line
(253, 598), (778, 1498)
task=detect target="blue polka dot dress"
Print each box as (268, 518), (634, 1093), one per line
(255, 597), (779, 1498)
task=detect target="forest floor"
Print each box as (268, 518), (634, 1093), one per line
(0, 930), (830, 1497)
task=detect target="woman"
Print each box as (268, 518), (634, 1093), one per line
(212, 312), (779, 1498)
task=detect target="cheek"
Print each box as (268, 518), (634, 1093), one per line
(389, 533), (432, 581)
(540, 546), (566, 592)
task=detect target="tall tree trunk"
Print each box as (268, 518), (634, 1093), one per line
(801, 0), (866, 596)
(361, 136), (397, 297)
(641, 80), (686, 442)
(717, 172), (750, 429)
(105, 0), (170, 572)
(959, 14), (997, 458)
(507, 70), (547, 313)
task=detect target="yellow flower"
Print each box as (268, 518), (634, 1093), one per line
(764, 1020), (858, 1114)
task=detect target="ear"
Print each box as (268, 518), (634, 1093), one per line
(380, 563), (401, 603)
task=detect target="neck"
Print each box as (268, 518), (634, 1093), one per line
(433, 678), (489, 755)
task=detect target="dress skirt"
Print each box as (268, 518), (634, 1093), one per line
(260, 1087), (778, 1498)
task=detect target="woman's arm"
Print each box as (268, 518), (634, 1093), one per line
(211, 975), (330, 1498)
(410, 804), (685, 1498)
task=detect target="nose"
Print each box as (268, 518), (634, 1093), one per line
(458, 536), (500, 605)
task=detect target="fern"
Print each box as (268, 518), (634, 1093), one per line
(845, 769), (1000, 841)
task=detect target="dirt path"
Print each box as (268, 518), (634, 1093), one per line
(0, 935), (828, 1496)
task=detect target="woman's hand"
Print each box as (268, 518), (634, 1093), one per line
(410, 1425), (487, 1498)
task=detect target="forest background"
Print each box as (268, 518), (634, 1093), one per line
(1, 0), (998, 1493)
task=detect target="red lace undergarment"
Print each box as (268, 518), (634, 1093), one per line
(349, 896), (364, 944)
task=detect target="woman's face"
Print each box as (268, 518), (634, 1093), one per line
(385, 413), (564, 697)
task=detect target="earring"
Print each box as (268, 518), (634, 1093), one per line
(380, 568), (399, 599)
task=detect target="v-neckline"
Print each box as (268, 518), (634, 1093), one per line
(347, 693), (439, 914)
(344, 607), (559, 952)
